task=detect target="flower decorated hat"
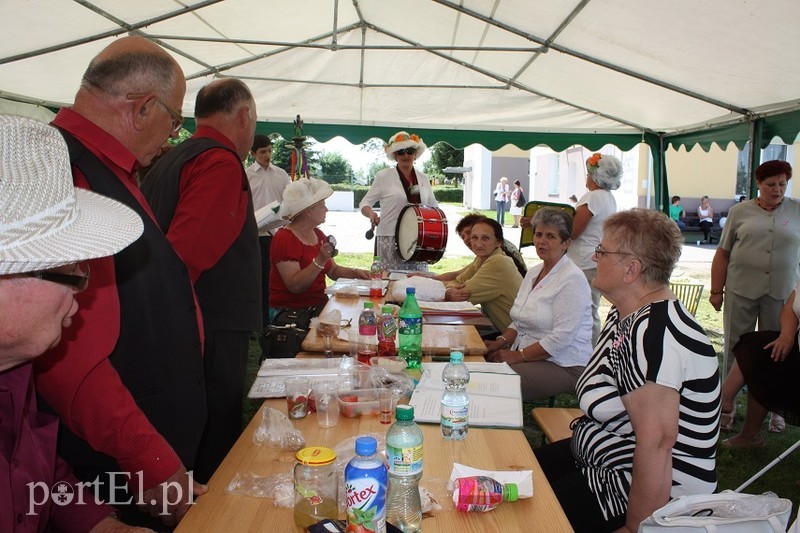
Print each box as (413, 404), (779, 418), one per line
(385, 131), (427, 161)
(585, 152), (622, 191)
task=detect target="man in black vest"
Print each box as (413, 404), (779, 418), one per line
(39, 36), (208, 527)
(141, 78), (261, 483)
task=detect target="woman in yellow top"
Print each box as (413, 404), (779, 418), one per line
(444, 218), (523, 331)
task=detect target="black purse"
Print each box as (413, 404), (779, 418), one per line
(260, 304), (326, 360)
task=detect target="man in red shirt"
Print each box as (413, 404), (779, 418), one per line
(0, 116), (147, 531)
(141, 79), (261, 483)
(34, 36), (208, 527)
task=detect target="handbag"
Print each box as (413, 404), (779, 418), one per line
(638, 491), (792, 533)
(260, 304), (325, 360)
(516, 192), (526, 207)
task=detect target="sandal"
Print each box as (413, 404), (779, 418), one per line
(768, 412), (786, 433)
(720, 409), (735, 432)
(721, 435), (765, 449)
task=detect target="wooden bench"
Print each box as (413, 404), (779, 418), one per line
(532, 407), (583, 444)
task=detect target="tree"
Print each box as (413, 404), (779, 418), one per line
(424, 142), (464, 185)
(365, 160), (390, 184)
(319, 151), (354, 184)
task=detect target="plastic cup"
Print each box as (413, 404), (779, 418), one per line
(349, 365), (372, 390)
(314, 382), (340, 428)
(348, 330), (360, 358)
(450, 331), (467, 356)
(285, 377), (310, 419)
(323, 334), (334, 358)
(379, 389), (393, 425)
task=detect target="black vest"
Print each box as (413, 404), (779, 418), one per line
(54, 130), (207, 479)
(141, 137), (262, 331)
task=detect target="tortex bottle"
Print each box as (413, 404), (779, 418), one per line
(385, 405), (423, 532)
(452, 475), (518, 512)
(377, 305), (398, 358)
(398, 287), (423, 369)
(345, 436), (388, 533)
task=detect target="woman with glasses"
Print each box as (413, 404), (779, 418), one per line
(271, 178), (369, 318)
(359, 131), (439, 271)
(566, 152), (622, 344)
(484, 208), (591, 401)
(535, 209), (720, 533)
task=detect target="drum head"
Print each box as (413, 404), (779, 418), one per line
(396, 206), (420, 260)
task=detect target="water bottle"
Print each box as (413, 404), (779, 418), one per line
(385, 405), (423, 532)
(377, 305), (398, 358)
(452, 476), (518, 512)
(370, 256), (383, 299)
(441, 351), (470, 440)
(398, 287), (423, 369)
(345, 436), (388, 533)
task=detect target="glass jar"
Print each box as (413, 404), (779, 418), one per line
(293, 446), (339, 529)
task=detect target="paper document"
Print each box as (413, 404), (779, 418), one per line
(324, 278), (389, 296)
(409, 362), (523, 428)
(248, 358), (347, 399)
(418, 301), (481, 313)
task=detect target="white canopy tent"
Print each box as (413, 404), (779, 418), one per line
(2, 0), (800, 203)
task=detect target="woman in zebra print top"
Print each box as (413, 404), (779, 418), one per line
(535, 209), (721, 533)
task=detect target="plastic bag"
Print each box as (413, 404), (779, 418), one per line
(390, 276), (445, 302)
(225, 472), (294, 507)
(252, 406), (305, 450)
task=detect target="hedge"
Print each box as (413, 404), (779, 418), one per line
(330, 183), (463, 208)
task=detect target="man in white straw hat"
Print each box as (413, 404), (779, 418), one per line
(40, 36), (208, 526)
(0, 115), (148, 531)
(141, 78), (261, 484)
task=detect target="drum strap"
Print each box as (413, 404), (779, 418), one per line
(396, 166), (421, 204)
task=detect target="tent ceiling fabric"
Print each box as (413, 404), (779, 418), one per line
(1, 0), (799, 150)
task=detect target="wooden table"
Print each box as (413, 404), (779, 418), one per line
(177, 398), (572, 532)
(301, 295), (488, 357)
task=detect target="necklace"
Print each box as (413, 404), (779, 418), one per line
(757, 197), (780, 212)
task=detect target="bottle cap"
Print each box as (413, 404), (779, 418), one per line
(296, 446), (337, 466)
(406, 287), (415, 294)
(382, 305), (394, 313)
(504, 482), (519, 502)
(374, 256), (380, 261)
(363, 301), (374, 309)
(355, 436), (377, 456)
(449, 351), (464, 363)
(395, 404), (414, 420)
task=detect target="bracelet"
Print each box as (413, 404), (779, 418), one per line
(497, 335), (511, 348)
(519, 347), (526, 361)
(312, 259), (325, 270)
(710, 289), (724, 295)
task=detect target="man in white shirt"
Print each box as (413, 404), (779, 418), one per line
(245, 134), (291, 339)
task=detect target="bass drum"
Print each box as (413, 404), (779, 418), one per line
(395, 205), (448, 264)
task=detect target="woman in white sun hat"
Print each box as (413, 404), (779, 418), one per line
(0, 115), (145, 531)
(359, 131), (438, 271)
(270, 178), (369, 318)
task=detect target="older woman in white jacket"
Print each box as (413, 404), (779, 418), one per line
(485, 207), (592, 401)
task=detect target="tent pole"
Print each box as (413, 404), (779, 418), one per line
(747, 118), (763, 199)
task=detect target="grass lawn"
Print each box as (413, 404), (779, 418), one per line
(242, 252), (800, 521)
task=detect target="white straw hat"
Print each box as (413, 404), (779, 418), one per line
(0, 115), (144, 275)
(278, 177), (333, 220)
(384, 131), (427, 162)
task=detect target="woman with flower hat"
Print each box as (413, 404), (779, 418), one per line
(566, 152), (621, 343)
(359, 131), (439, 271)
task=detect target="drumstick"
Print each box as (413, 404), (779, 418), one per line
(365, 222), (376, 239)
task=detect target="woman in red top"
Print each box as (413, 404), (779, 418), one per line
(270, 178), (369, 315)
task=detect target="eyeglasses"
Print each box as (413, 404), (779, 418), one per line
(126, 92), (185, 134)
(26, 262), (90, 292)
(594, 245), (631, 259)
(394, 147), (417, 156)
(326, 235), (339, 257)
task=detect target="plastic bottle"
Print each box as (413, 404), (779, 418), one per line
(441, 351), (470, 440)
(452, 476), (518, 512)
(377, 305), (398, 358)
(398, 287), (423, 369)
(345, 436), (388, 533)
(370, 256), (383, 299)
(359, 301), (378, 340)
(385, 405), (423, 532)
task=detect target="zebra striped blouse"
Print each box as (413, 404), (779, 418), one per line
(573, 299), (721, 520)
